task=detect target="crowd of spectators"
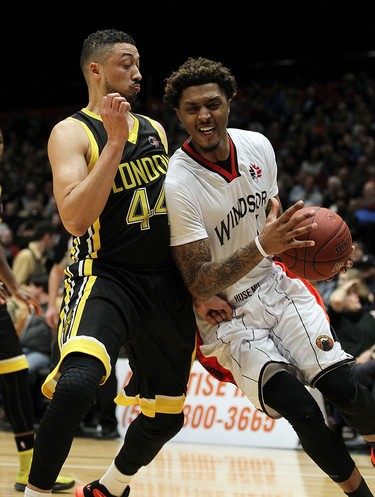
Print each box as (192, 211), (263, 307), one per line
(1, 69), (375, 267)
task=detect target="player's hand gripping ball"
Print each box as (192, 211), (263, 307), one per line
(279, 206), (352, 281)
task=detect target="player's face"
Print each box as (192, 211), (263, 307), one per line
(176, 83), (230, 159)
(101, 43), (142, 104)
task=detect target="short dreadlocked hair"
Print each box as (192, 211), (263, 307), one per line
(163, 57), (237, 109)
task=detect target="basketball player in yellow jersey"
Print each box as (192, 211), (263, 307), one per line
(24, 30), (229, 497)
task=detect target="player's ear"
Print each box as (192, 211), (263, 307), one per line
(90, 62), (101, 79)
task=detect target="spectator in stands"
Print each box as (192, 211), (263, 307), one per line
(287, 172), (324, 207)
(12, 220), (56, 288)
(300, 145), (324, 178)
(0, 224), (20, 266)
(350, 180), (375, 251)
(6, 274), (54, 422)
(18, 275), (53, 390)
(328, 275), (375, 443)
(355, 254), (375, 302)
(1, 199), (23, 235)
(19, 181), (39, 217)
(338, 268), (374, 311)
(314, 246), (373, 309)
(322, 175), (344, 210)
(44, 246), (70, 331)
(351, 240), (368, 264)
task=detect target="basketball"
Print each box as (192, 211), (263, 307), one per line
(279, 206), (353, 281)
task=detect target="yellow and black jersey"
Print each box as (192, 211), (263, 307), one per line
(68, 108), (173, 272)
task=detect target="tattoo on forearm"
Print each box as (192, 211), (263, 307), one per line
(173, 239), (262, 300)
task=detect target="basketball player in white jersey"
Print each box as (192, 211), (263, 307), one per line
(163, 57), (375, 497)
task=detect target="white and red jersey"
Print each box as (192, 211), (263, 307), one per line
(166, 128), (277, 304)
(165, 128), (352, 419)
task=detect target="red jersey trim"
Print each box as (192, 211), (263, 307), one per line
(181, 135), (240, 182)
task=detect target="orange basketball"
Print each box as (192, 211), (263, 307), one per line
(279, 206), (352, 281)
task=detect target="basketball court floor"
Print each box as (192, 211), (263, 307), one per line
(1, 429), (374, 497)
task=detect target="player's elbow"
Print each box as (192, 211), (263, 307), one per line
(61, 219), (88, 237)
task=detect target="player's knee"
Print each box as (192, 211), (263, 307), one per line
(290, 403), (326, 435)
(141, 412), (184, 440)
(51, 355), (104, 424)
(263, 370), (320, 422)
(163, 412), (184, 438)
(316, 365), (357, 407)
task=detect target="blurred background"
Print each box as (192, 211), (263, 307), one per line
(1, 4), (375, 111)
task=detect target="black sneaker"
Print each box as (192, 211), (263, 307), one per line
(75, 480), (130, 497)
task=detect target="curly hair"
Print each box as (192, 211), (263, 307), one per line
(80, 29), (136, 74)
(163, 57), (237, 109)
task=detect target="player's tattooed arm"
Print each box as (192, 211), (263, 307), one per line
(172, 238), (263, 300)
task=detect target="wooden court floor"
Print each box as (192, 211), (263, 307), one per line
(1, 429), (375, 497)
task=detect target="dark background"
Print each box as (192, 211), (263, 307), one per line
(1, 5), (375, 112)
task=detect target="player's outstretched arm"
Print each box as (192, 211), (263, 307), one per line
(172, 199), (318, 301)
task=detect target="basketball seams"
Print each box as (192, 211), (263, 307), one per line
(314, 217), (344, 259)
(279, 206), (352, 281)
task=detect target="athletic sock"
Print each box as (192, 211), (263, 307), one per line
(24, 488), (52, 497)
(345, 477), (373, 496)
(99, 461), (133, 496)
